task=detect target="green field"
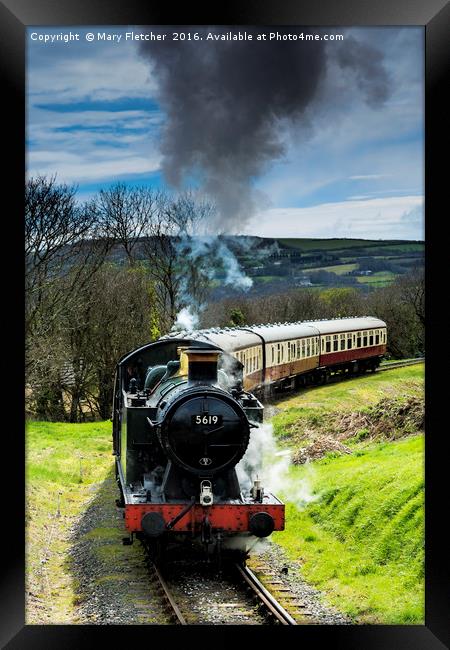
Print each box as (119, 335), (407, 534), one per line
(26, 420), (113, 623)
(273, 363), (423, 425)
(301, 263), (358, 275)
(356, 271), (396, 286)
(278, 238), (387, 251)
(277, 238), (423, 254)
(270, 364), (425, 623)
(272, 435), (424, 623)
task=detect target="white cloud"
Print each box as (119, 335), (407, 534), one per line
(27, 150), (160, 183)
(243, 195), (424, 240)
(27, 35), (157, 105)
(349, 174), (387, 180)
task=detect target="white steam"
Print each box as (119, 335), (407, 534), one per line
(216, 240), (253, 290)
(171, 235), (253, 332)
(171, 305), (199, 332)
(236, 422), (318, 510)
(175, 235), (254, 292)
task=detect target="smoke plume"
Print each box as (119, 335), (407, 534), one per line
(139, 27), (391, 230)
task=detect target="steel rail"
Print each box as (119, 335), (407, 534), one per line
(150, 561), (187, 625)
(379, 357), (424, 371)
(235, 563), (297, 625)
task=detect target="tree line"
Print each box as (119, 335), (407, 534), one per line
(201, 277), (424, 359)
(26, 176), (212, 422)
(26, 175), (424, 423)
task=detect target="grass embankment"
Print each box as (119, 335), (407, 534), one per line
(26, 420), (112, 623)
(271, 364), (424, 624)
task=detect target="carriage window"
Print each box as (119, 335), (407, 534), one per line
(340, 334), (346, 350)
(325, 335), (331, 353)
(277, 343), (281, 364)
(302, 340), (306, 358)
(315, 338), (319, 355)
(375, 331), (380, 345)
(333, 335), (339, 352)
(369, 331), (374, 346)
(306, 339), (311, 357)
(297, 340), (301, 358)
(363, 333), (368, 346)
(357, 332), (362, 347)
(347, 336), (352, 349)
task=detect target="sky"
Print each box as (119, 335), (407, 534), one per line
(26, 26), (424, 240)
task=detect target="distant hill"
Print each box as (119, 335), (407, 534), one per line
(228, 236), (424, 298)
(100, 235), (424, 298)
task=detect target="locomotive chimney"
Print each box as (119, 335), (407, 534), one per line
(185, 348), (221, 386)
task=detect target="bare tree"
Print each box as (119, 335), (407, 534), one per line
(141, 191), (215, 331)
(367, 271), (424, 358)
(61, 263), (154, 421)
(25, 175), (111, 418)
(25, 176), (111, 349)
(397, 267), (425, 328)
(94, 183), (158, 265)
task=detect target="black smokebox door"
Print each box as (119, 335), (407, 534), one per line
(165, 394), (249, 473)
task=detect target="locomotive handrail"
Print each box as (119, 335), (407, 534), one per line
(166, 496), (196, 530)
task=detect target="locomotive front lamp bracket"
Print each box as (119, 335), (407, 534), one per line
(200, 480), (213, 506)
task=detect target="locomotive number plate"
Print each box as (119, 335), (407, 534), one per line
(191, 415), (223, 426)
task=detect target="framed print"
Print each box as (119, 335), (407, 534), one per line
(1, 0), (448, 648)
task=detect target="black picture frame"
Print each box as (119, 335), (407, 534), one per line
(2, 0), (448, 647)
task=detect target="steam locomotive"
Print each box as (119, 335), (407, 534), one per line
(113, 316), (386, 560)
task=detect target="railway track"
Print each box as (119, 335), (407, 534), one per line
(143, 545), (298, 624)
(235, 562), (297, 625)
(147, 558), (187, 625)
(379, 357), (424, 371)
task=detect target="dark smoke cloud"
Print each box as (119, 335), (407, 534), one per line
(335, 36), (391, 107)
(139, 28), (391, 230)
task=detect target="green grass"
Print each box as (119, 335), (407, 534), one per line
(272, 435), (424, 623)
(277, 238), (391, 251)
(276, 238), (423, 253)
(26, 420), (113, 623)
(272, 364), (424, 437)
(356, 271), (396, 285)
(26, 421), (112, 486)
(269, 364), (424, 623)
(254, 275), (281, 283)
(301, 263), (359, 275)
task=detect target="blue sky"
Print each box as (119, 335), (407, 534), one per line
(27, 26), (424, 240)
